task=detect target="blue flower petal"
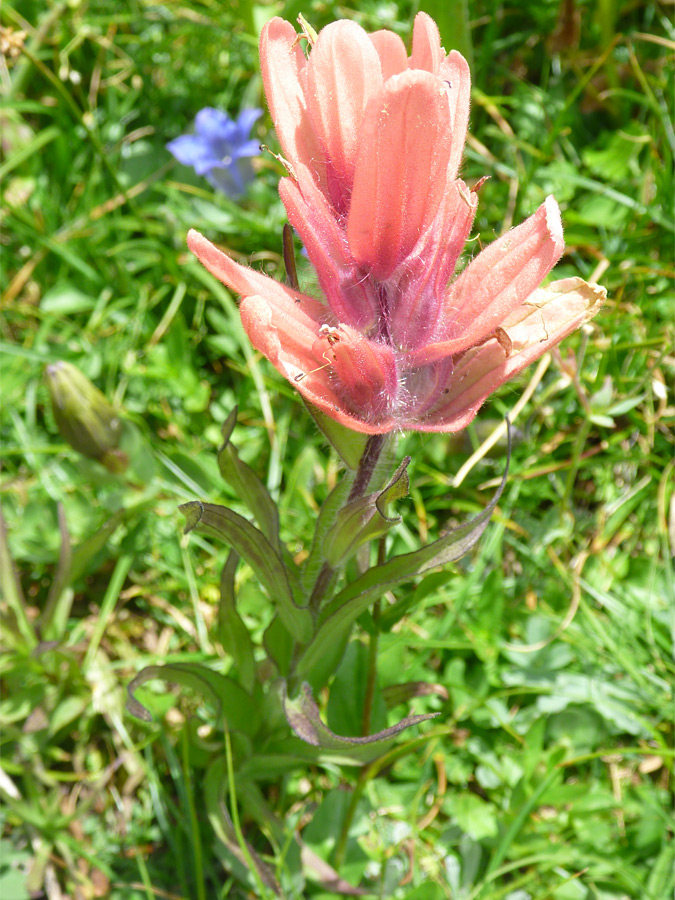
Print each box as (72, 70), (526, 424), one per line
(168, 106), (261, 197)
(235, 107), (263, 139)
(232, 139), (262, 159)
(166, 134), (217, 168)
(194, 107), (237, 142)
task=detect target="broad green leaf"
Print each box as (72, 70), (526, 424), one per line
(218, 551), (256, 693)
(445, 792), (498, 840)
(300, 476), (352, 594)
(179, 501), (312, 643)
(282, 681), (439, 764)
(218, 407), (281, 550)
(126, 662), (261, 736)
(326, 642), (388, 738)
(296, 451), (509, 682)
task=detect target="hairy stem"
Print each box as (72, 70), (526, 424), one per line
(308, 433), (387, 614)
(347, 433), (387, 502)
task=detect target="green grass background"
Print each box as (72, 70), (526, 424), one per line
(1, 0), (673, 898)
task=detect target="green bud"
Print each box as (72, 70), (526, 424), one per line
(45, 361), (128, 473)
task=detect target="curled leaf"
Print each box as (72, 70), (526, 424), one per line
(283, 681), (439, 763)
(323, 457), (410, 566)
(126, 662), (261, 736)
(179, 500), (312, 643)
(218, 407), (281, 550)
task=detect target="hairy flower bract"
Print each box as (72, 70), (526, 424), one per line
(188, 14), (605, 433)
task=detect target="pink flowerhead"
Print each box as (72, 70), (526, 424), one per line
(188, 12), (605, 434)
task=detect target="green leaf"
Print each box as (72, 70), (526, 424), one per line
(263, 615), (294, 677)
(218, 407), (281, 550)
(322, 457), (410, 566)
(39, 504), (73, 642)
(326, 642), (388, 737)
(69, 508), (125, 583)
(283, 681), (438, 764)
(179, 501), (312, 644)
(303, 400), (369, 470)
(126, 662), (261, 736)
(203, 757), (281, 896)
(0, 510), (36, 649)
(218, 551), (256, 693)
(300, 476), (352, 595)
(445, 792), (498, 840)
(296, 445), (509, 682)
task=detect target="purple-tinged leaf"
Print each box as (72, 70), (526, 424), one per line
(283, 682), (439, 763)
(126, 662), (261, 736)
(217, 407), (281, 551)
(179, 501), (313, 643)
(322, 457), (410, 566)
(296, 426), (510, 683)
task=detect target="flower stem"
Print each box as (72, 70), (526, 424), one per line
(308, 434), (387, 614)
(347, 433), (386, 502)
(308, 560), (334, 613)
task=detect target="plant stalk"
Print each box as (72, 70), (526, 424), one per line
(308, 433), (387, 613)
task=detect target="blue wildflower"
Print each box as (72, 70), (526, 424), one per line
(166, 107), (262, 197)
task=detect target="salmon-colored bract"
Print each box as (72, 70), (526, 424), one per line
(188, 13), (604, 434)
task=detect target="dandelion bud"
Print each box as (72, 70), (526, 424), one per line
(45, 361), (128, 473)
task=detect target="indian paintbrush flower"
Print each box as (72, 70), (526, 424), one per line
(45, 361), (128, 473)
(167, 107), (262, 197)
(187, 13), (605, 434)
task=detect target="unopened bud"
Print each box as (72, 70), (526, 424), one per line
(45, 361), (128, 473)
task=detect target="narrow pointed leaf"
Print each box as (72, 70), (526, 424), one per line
(218, 551), (256, 693)
(301, 475), (353, 593)
(323, 457), (410, 565)
(283, 681), (439, 763)
(218, 407), (281, 550)
(126, 662), (261, 735)
(39, 504), (73, 642)
(203, 757), (281, 893)
(70, 509), (126, 583)
(0, 510), (36, 648)
(180, 501), (313, 643)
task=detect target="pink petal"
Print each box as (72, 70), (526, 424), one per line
(279, 171), (379, 330)
(389, 180), (478, 349)
(347, 70), (452, 281)
(409, 12), (444, 74)
(410, 195), (565, 365)
(439, 50), (471, 181)
(369, 29), (408, 80)
(306, 20), (383, 212)
(413, 277), (606, 431)
(314, 324), (399, 422)
(241, 296), (396, 434)
(187, 229), (326, 321)
(260, 18), (327, 191)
